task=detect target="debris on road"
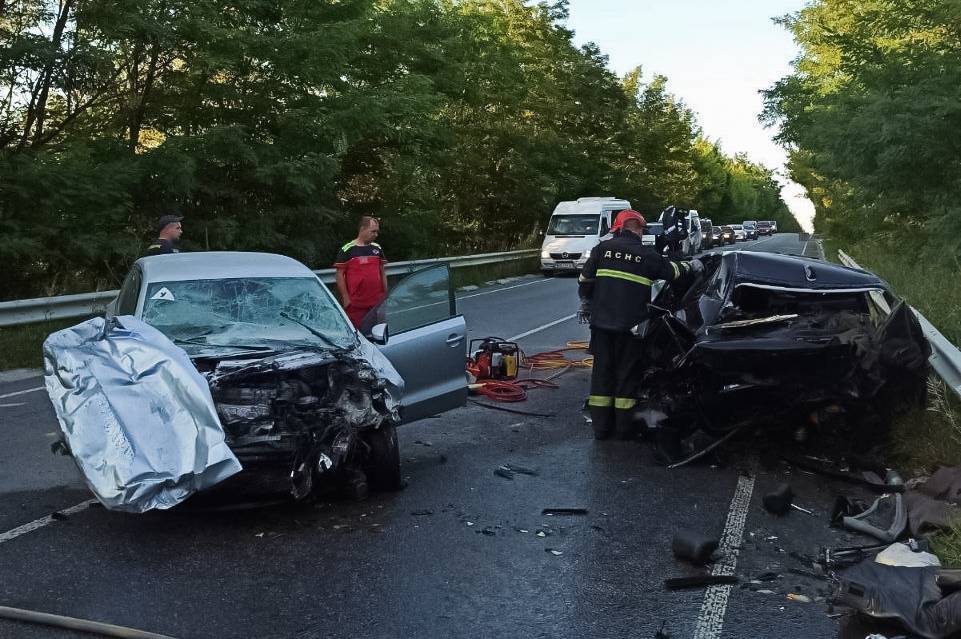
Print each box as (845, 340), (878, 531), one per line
(493, 466), (514, 480)
(546, 549), (563, 556)
(494, 464), (540, 480)
(835, 562), (961, 638)
(763, 483), (795, 516)
(672, 528), (719, 565)
(786, 593), (812, 603)
(875, 542), (941, 568)
(410, 509), (434, 517)
(840, 493), (907, 543)
(904, 465), (961, 537)
(542, 508), (588, 516)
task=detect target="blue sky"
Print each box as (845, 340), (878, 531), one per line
(565, 0), (815, 229)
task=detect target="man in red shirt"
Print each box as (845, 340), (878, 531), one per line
(334, 216), (389, 328)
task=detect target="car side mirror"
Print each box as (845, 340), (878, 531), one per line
(369, 323), (389, 345)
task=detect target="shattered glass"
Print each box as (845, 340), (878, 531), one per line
(142, 277), (355, 351)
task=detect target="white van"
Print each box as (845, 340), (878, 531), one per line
(540, 197), (631, 274)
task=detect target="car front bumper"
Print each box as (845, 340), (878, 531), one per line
(541, 258), (587, 271)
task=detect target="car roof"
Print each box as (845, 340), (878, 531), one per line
(135, 251), (317, 283)
(724, 250), (886, 291)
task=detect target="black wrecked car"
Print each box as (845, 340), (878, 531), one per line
(630, 251), (930, 451)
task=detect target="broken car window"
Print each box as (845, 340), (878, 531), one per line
(142, 277), (355, 350)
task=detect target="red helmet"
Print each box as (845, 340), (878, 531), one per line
(612, 210), (647, 231)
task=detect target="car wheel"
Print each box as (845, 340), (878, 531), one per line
(542, 270), (554, 278)
(363, 422), (402, 491)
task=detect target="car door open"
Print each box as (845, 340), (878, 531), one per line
(364, 264), (467, 423)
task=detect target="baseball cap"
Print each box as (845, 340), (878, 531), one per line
(157, 214), (183, 233)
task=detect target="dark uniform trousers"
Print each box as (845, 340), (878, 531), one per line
(588, 328), (643, 439)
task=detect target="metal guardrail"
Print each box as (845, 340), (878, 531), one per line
(0, 249), (539, 328)
(839, 249), (961, 399)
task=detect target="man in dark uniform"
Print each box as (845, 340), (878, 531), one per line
(334, 216), (389, 328)
(578, 209), (702, 440)
(145, 214), (183, 256)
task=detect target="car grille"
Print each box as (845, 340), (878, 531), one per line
(549, 252), (581, 260)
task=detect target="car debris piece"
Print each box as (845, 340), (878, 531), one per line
(494, 466), (514, 480)
(841, 494), (907, 543)
(43, 317), (242, 513)
(786, 593), (812, 603)
(875, 542), (941, 568)
(792, 503), (815, 515)
(664, 575), (738, 590)
(542, 508), (588, 516)
(763, 484), (795, 516)
(626, 252), (930, 446)
(672, 528), (719, 565)
(836, 562), (961, 639)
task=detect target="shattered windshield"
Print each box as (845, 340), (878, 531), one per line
(547, 214), (599, 236)
(141, 277), (354, 352)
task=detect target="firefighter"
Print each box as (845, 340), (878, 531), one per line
(654, 205), (689, 258)
(578, 209), (702, 440)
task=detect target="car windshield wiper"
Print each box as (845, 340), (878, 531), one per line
(279, 312), (343, 350)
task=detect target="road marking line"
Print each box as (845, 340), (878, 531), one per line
(0, 499), (97, 545)
(0, 402), (25, 409)
(508, 314), (577, 342)
(692, 468), (757, 639)
(0, 386), (44, 400)
(458, 278), (550, 301)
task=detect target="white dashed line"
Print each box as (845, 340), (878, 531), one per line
(508, 314), (577, 342)
(0, 386), (44, 400)
(0, 499), (97, 545)
(692, 467), (757, 639)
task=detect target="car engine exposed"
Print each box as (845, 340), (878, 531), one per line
(199, 350), (400, 499)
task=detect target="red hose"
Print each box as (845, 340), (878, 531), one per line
(468, 342), (588, 403)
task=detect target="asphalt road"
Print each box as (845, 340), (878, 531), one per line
(0, 234), (882, 639)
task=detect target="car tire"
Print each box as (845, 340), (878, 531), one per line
(363, 422), (402, 491)
(542, 270), (554, 278)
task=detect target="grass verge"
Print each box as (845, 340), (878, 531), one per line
(932, 520), (961, 569)
(0, 317), (91, 371)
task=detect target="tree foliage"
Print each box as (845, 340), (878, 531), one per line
(1, 0), (792, 299)
(763, 0), (961, 253)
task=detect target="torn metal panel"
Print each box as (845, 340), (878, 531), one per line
(630, 251), (931, 439)
(836, 562), (961, 639)
(43, 316), (241, 513)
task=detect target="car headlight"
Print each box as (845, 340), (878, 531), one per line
(541, 251), (551, 259)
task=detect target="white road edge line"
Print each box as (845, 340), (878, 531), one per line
(0, 386), (44, 400)
(692, 468), (757, 639)
(0, 499), (98, 545)
(458, 278), (550, 301)
(508, 314), (577, 342)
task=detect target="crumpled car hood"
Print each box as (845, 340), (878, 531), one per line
(43, 316), (242, 513)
